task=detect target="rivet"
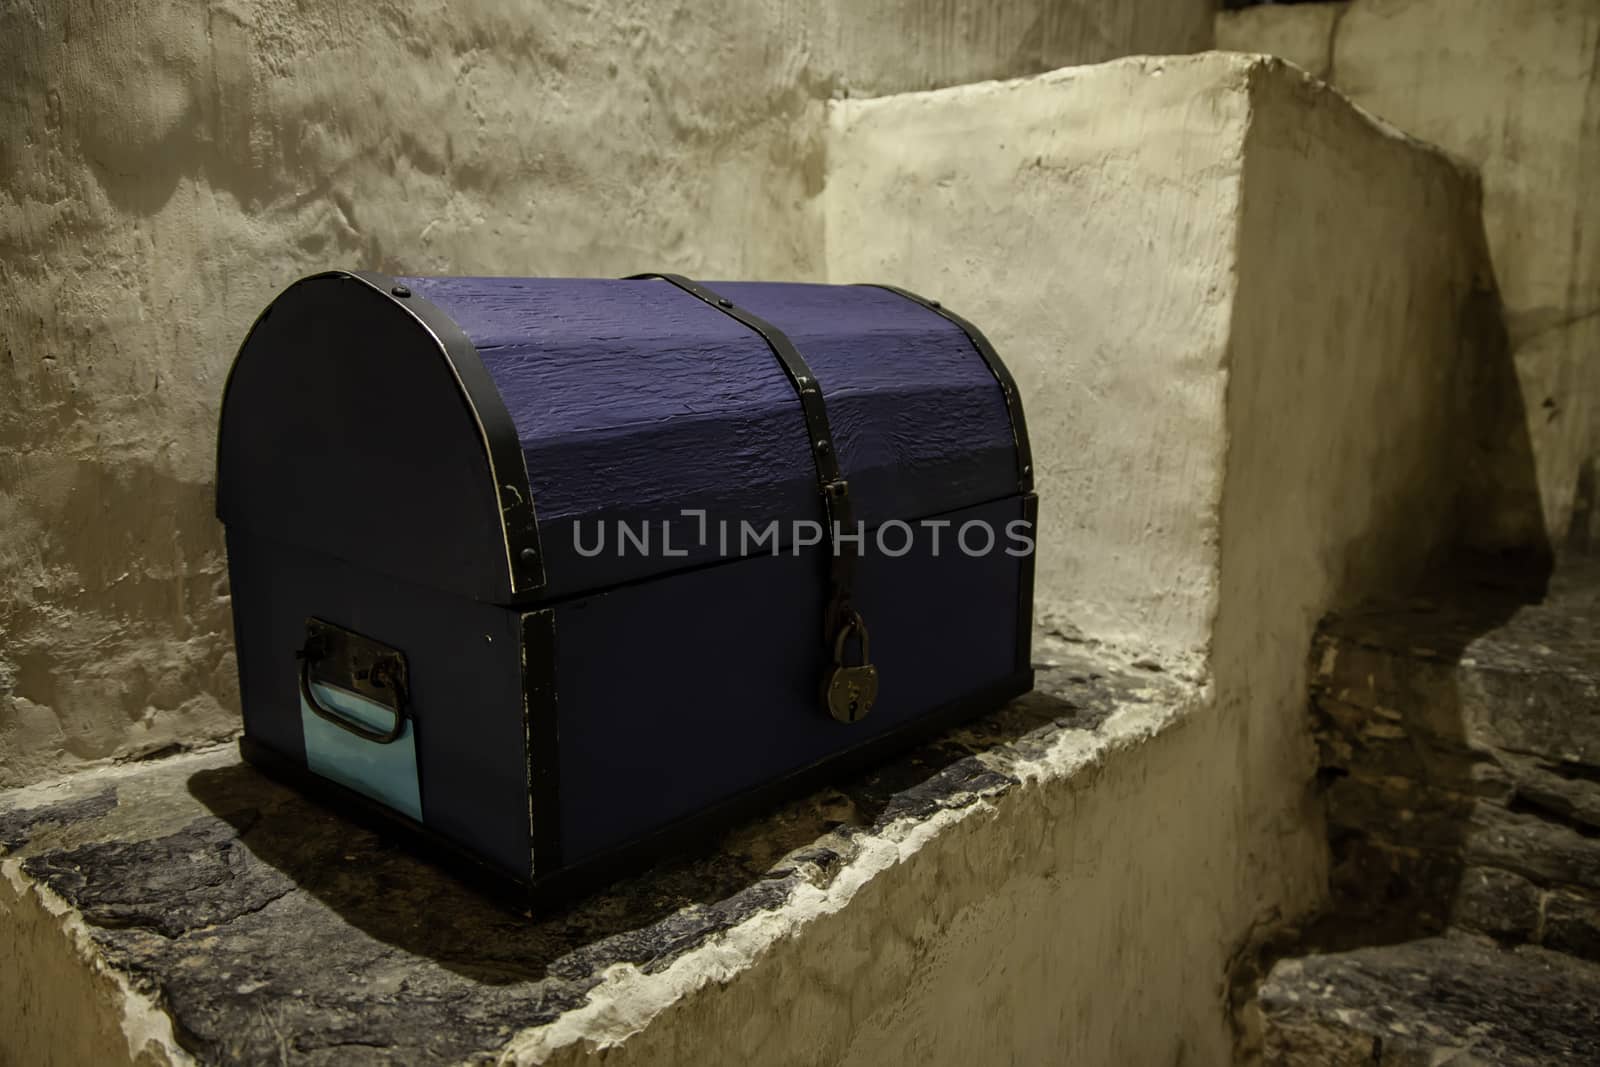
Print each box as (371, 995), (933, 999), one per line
(717, 297), (733, 308)
(391, 285), (412, 298)
(519, 547), (539, 566)
(1022, 464), (1032, 476)
(930, 299), (942, 309)
(816, 440), (831, 453)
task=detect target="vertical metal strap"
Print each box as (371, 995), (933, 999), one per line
(626, 273), (860, 643)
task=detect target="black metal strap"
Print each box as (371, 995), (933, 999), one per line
(350, 271), (547, 594)
(627, 272), (859, 641)
(861, 284), (1034, 494)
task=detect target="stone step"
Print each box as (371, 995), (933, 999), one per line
(1310, 559), (1600, 958)
(1261, 935), (1600, 1066)
(0, 646), (1194, 1066)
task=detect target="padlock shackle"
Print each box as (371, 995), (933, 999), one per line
(832, 610), (870, 666)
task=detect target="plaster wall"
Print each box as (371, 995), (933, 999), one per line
(0, 862), (189, 1067)
(527, 705), (1239, 1067)
(0, 0), (1214, 790)
(0, 48), (1511, 1067)
(827, 58), (1245, 656)
(824, 53), (1501, 1065)
(1212, 62), (1511, 955)
(1219, 0), (1600, 552)
(1215, 2), (1342, 80)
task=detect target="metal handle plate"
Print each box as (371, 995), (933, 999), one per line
(297, 617), (410, 744)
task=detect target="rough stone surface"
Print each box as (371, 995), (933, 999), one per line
(1260, 935), (1600, 1066)
(1309, 560), (1600, 958)
(1218, 0), (1600, 552)
(0, 859), (191, 1067)
(0, 0), (1216, 792)
(0, 643), (1200, 1065)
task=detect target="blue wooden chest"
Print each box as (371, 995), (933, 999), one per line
(217, 270), (1036, 900)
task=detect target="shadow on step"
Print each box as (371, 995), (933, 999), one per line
(1308, 552), (1554, 952)
(1302, 256), (1567, 954)
(13, 653), (1127, 1060)
(183, 682), (1084, 987)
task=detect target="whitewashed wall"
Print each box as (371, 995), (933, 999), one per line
(0, 0), (1213, 789)
(1220, 0), (1599, 555)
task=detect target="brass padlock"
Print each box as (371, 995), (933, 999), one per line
(825, 612), (878, 723)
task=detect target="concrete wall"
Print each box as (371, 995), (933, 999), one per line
(1219, 0), (1600, 553)
(0, 0), (1214, 790)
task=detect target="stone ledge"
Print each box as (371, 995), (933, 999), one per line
(0, 636), (1194, 1065)
(1317, 562), (1600, 708)
(1260, 935), (1600, 1066)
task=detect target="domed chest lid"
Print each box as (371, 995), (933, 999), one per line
(217, 270), (1029, 604)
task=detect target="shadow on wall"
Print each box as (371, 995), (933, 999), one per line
(1458, 282), (1559, 565)
(1310, 557), (1551, 952)
(1564, 457), (1600, 554)
(1227, 219), (1557, 1050)
(1312, 250), (1555, 947)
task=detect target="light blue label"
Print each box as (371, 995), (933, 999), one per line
(301, 682), (423, 822)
